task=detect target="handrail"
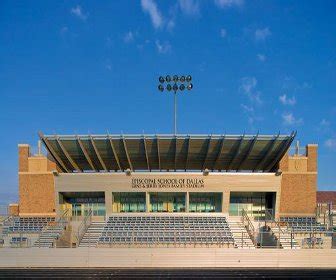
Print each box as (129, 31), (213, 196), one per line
(36, 210), (70, 248)
(265, 209), (286, 235)
(241, 209), (257, 246)
(77, 209), (93, 246)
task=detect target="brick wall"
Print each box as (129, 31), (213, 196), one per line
(18, 145), (56, 216)
(279, 145), (317, 216)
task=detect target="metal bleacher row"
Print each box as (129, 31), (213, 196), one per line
(280, 217), (327, 232)
(98, 216), (235, 247)
(3, 217), (55, 234)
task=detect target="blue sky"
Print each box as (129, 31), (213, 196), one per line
(0, 0), (336, 202)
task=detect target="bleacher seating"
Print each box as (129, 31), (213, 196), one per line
(10, 236), (28, 246)
(98, 216), (234, 247)
(3, 217), (55, 234)
(280, 217), (327, 232)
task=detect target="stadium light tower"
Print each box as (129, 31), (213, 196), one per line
(158, 75), (193, 135)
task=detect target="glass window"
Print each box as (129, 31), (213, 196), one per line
(150, 193), (186, 212)
(189, 193), (222, 213)
(113, 192), (146, 213)
(229, 192), (275, 217)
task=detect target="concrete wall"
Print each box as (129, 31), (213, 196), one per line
(55, 172), (281, 215)
(0, 248), (335, 268)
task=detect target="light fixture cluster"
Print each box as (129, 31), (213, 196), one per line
(158, 75), (193, 92)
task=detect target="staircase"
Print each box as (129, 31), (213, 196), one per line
(33, 225), (66, 248)
(79, 221), (105, 247)
(270, 226), (300, 249)
(227, 217), (255, 249)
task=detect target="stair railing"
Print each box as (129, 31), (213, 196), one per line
(264, 209), (291, 248)
(241, 209), (257, 246)
(40, 209), (70, 248)
(77, 209), (92, 246)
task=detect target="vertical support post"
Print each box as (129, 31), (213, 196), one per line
(222, 191), (230, 214)
(185, 192), (189, 213)
(105, 191), (113, 216)
(174, 90), (177, 135)
(146, 192), (150, 213)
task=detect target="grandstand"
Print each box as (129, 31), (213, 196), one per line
(0, 133), (334, 254)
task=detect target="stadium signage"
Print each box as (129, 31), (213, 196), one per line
(131, 178), (205, 189)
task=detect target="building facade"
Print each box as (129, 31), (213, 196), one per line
(13, 134), (317, 219)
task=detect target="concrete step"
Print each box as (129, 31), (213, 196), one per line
(78, 222), (105, 247)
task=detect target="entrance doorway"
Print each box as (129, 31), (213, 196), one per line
(229, 192), (276, 218)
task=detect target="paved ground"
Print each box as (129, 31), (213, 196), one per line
(0, 268), (336, 279)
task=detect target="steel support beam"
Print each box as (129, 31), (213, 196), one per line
(56, 137), (81, 172)
(235, 133), (259, 171)
(227, 134), (245, 171)
(265, 131), (296, 172)
(108, 135), (122, 171)
(143, 136), (150, 171)
(212, 135), (226, 171)
(156, 136), (161, 171)
(77, 136), (97, 171)
(253, 133), (280, 172)
(184, 136), (190, 171)
(90, 136), (107, 171)
(202, 136), (212, 171)
(122, 136), (133, 171)
(39, 132), (69, 172)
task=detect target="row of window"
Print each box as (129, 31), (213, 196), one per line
(60, 192), (274, 216)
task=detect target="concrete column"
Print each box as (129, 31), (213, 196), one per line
(275, 190), (281, 220)
(185, 192), (189, 212)
(146, 192), (150, 213)
(222, 191), (230, 214)
(105, 191), (113, 215)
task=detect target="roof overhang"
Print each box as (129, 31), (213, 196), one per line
(39, 132), (296, 173)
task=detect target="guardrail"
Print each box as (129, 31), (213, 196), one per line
(77, 209), (92, 246)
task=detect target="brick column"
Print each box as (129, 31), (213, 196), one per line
(307, 144), (318, 172)
(18, 144), (30, 172)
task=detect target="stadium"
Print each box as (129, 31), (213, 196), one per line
(1, 130), (335, 256)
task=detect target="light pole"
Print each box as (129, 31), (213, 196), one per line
(158, 75), (193, 135)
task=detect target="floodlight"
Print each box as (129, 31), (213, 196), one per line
(158, 84), (164, 92)
(157, 74), (194, 135)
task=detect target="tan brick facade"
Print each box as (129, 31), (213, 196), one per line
(16, 143), (318, 217)
(18, 145), (56, 217)
(279, 145), (317, 216)
(8, 204), (19, 216)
